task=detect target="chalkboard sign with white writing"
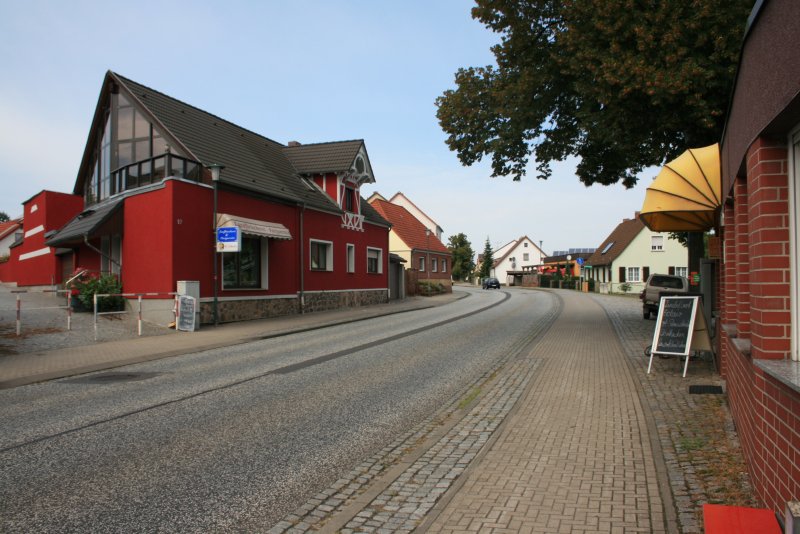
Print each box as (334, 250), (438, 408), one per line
(652, 296), (699, 356)
(177, 295), (196, 332)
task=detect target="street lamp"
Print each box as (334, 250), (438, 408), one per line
(207, 163), (225, 326)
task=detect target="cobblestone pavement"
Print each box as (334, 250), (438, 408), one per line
(592, 293), (756, 533)
(268, 290), (755, 533)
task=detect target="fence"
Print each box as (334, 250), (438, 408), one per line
(8, 289), (72, 336)
(93, 292), (178, 341)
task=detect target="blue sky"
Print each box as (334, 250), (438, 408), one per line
(0, 0), (654, 254)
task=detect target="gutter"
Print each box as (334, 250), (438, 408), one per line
(299, 203), (306, 314)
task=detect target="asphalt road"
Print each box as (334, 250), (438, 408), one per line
(0, 287), (557, 532)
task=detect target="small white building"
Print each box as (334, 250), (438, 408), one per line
(0, 218), (23, 257)
(491, 236), (546, 285)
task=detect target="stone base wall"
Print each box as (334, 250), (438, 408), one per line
(200, 297), (298, 324)
(199, 290), (389, 324)
(303, 289), (388, 314)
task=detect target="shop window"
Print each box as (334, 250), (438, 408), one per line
(223, 237), (265, 289)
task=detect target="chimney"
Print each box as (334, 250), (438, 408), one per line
(634, 211), (641, 218)
(288, 141), (301, 147)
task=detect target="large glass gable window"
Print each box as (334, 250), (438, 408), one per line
(84, 91), (197, 205)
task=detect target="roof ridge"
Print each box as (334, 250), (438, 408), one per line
(283, 139), (364, 149)
(112, 71), (287, 149)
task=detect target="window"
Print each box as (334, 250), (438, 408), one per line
(310, 240), (333, 271)
(601, 241), (615, 254)
(651, 235), (664, 251)
(346, 244), (355, 273)
(100, 234), (122, 275)
(367, 247), (382, 274)
(223, 236), (265, 289)
(524, 242), (528, 247)
(627, 267), (641, 283)
(442, 259), (447, 273)
(674, 266), (688, 277)
(432, 258), (438, 272)
(419, 256), (425, 272)
(344, 187), (356, 212)
(523, 253), (530, 261)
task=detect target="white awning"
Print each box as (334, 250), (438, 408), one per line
(216, 213), (292, 240)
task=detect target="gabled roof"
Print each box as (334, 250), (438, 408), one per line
(585, 217), (645, 267)
(388, 192), (442, 232)
(283, 140), (364, 175)
(0, 218), (22, 241)
(73, 71), (385, 224)
(369, 199), (449, 253)
(493, 236), (545, 267)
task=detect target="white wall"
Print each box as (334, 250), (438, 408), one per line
(612, 230), (688, 293)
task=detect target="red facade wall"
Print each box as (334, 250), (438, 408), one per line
(11, 191), (83, 286)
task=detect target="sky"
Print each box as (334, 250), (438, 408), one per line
(0, 0), (656, 255)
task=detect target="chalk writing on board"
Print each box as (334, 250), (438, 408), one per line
(653, 297), (698, 356)
(177, 295), (196, 332)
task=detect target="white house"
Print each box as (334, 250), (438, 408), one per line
(0, 218), (23, 257)
(585, 213), (688, 293)
(491, 236), (546, 285)
(368, 191), (444, 242)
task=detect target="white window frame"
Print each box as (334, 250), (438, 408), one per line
(651, 235), (664, 251)
(523, 253), (530, 261)
(346, 243), (355, 273)
(367, 247), (382, 274)
(442, 259), (447, 273)
(432, 257), (438, 272)
(627, 267), (641, 283)
(674, 266), (688, 278)
(789, 125), (800, 361)
(310, 239), (333, 272)
(419, 256), (425, 272)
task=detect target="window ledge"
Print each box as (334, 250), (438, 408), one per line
(732, 337), (752, 357)
(755, 359), (800, 395)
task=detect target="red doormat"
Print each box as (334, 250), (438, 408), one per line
(703, 504), (781, 534)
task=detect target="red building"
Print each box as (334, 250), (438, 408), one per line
(717, 0), (800, 520)
(2, 71), (391, 323)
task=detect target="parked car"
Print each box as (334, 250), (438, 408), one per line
(640, 273), (690, 319)
(482, 277), (501, 289)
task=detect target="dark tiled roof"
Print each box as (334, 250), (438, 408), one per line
(46, 198), (123, 246)
(108, 73), (344, 215)
(585, 218), (645, 267)
(284, 141), (363, 175)
(369, 199), (449, 253)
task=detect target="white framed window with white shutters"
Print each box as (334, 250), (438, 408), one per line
(651, 235), (664, 251)
(367, 247), (382, 274)
(674, 266), (688, 278)
(627, 267), (641, 283)
(346, 244), (355, 273)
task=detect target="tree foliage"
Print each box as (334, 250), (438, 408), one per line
(448, 233), (476, 281)
(479, 238), (494, 280)
(436, 0), (751, 188)
(0, 211), (9, 223)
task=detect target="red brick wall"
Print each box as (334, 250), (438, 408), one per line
(721, 137), (799, 517)
(746, 138), (791, 360)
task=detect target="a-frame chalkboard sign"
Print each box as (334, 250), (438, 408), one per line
(647, 296), (711, 377)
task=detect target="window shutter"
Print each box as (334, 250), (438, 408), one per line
(668, 266), (675, 275)
(619, 266), (626, 282)
(643, 266), (650, 281)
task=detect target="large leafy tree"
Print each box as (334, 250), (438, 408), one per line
(448, 233), (476, 281)
(0, 211), (9, 223)
(436, 0), (751, 188)
(479, 238), (494, 280)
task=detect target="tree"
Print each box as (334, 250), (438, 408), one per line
(0, 211), (9, 223)
(479, 238), (494, 280)
(448, 233), (476, 281)
(436, 0), (751, 188)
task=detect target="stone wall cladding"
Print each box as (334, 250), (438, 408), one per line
(199, 297), (299, 324)
(303, 290), (388, 314)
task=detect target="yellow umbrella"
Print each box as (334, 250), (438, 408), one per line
(639, 143), (721, 232)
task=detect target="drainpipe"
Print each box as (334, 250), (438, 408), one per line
(299, 203), (306, 314)
(83, 234), (122, 272)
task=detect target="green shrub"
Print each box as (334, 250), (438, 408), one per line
(73, 273), (124, 312)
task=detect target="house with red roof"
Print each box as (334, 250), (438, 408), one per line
(0, 217), (23, 258)
(0, 71), (391, 323)
(368, 197), (451, 293)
